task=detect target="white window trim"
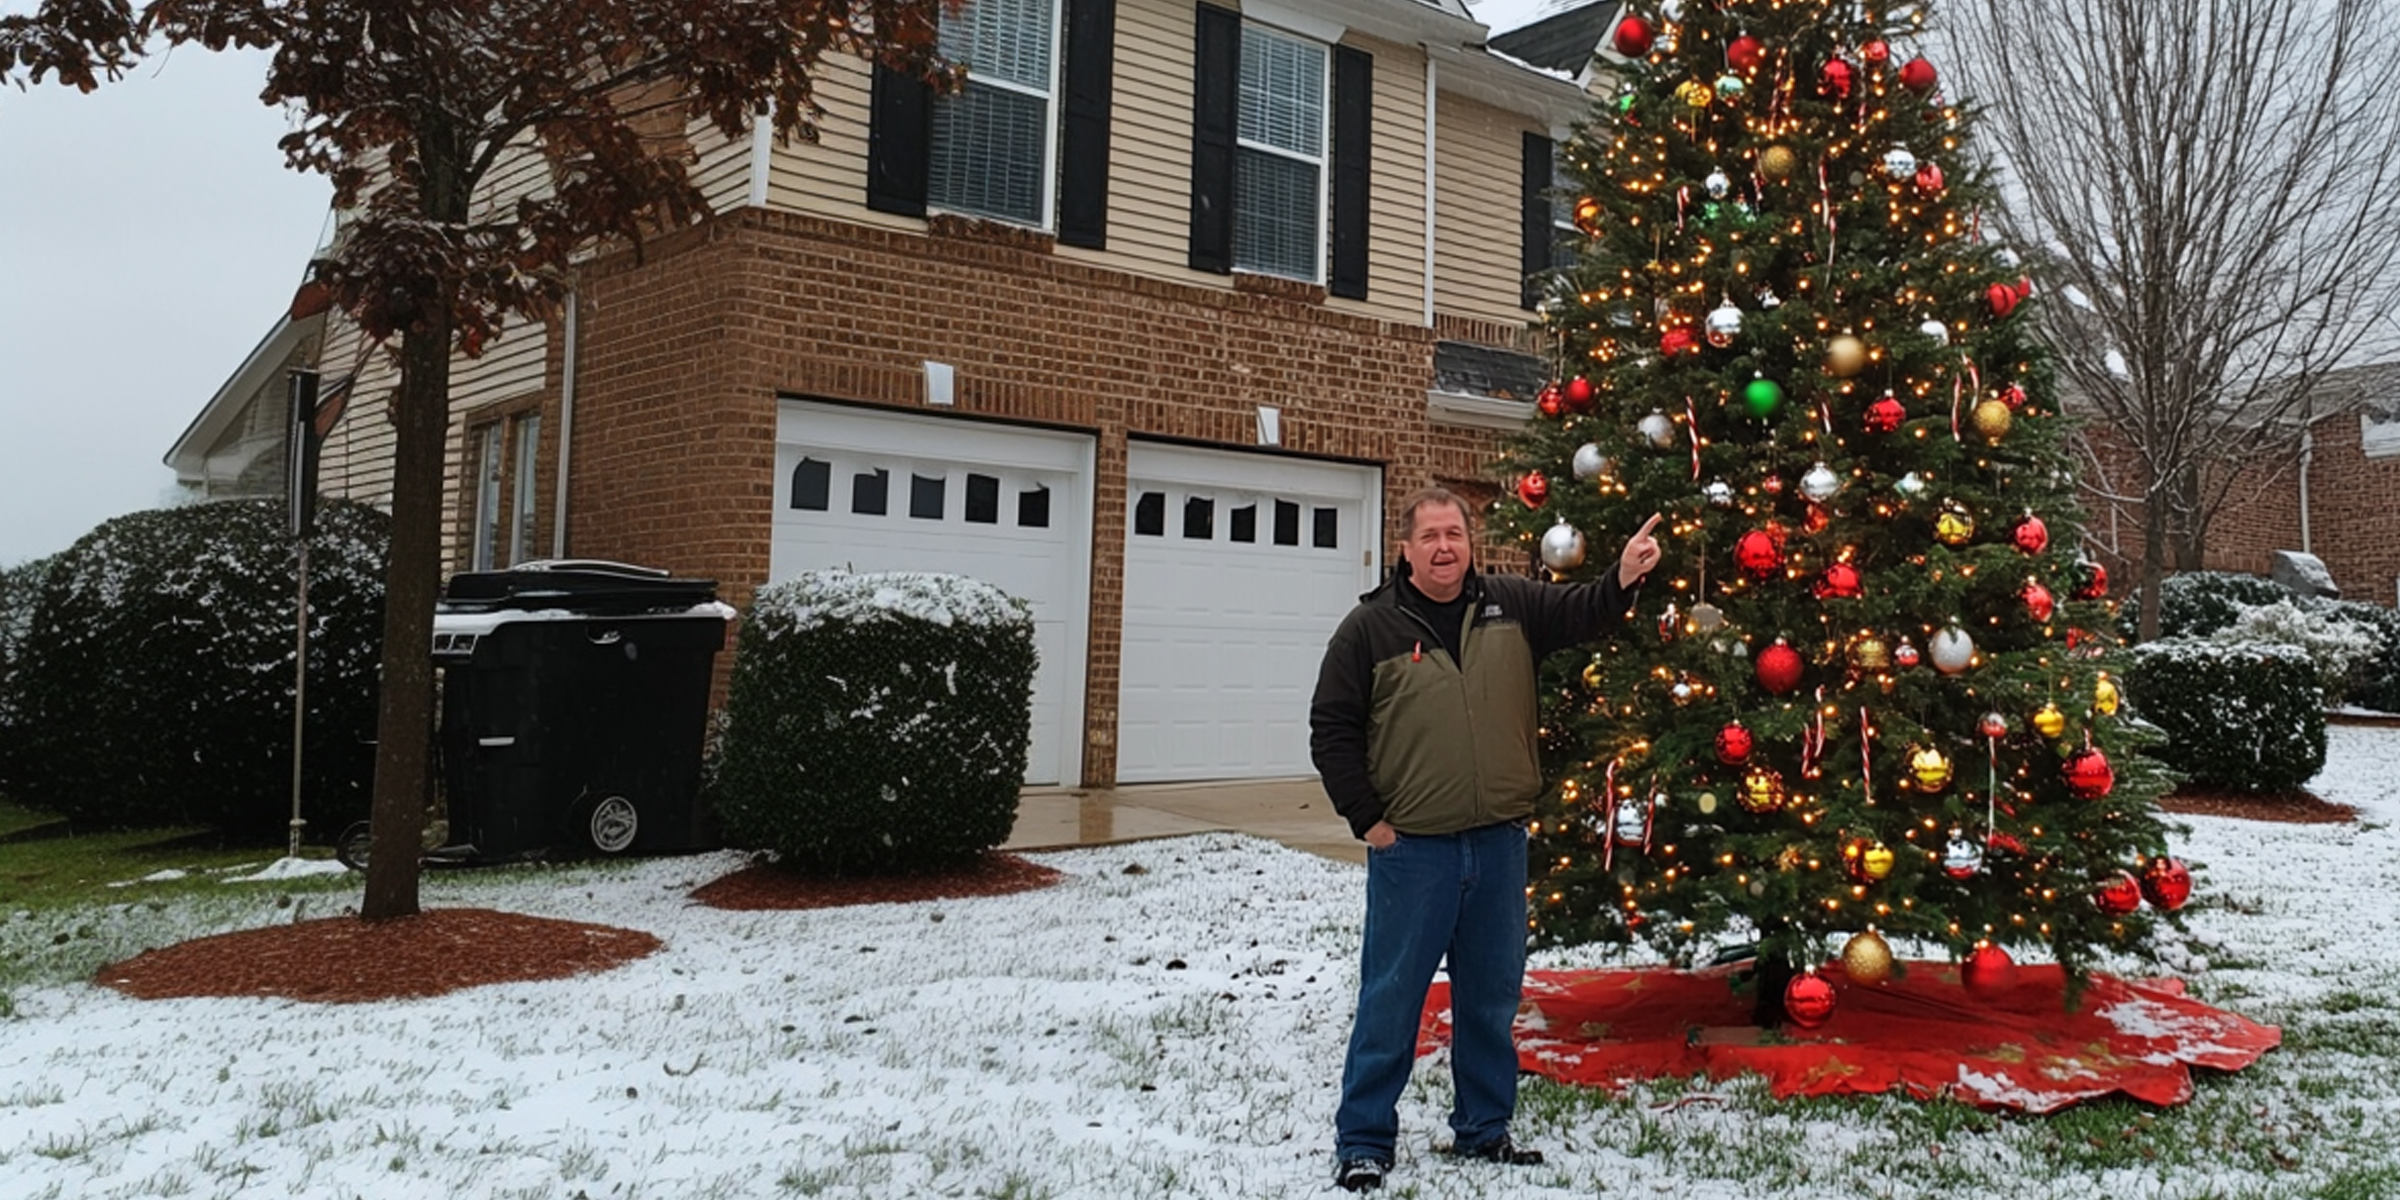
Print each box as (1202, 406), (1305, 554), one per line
(507, 412), (541, 567)
(1234, 23), (1332, 284)
(470, 424), (504, 572)
(927, 0), (1066, 233)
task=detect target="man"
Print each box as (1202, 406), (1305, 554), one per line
(1310, 486), (1659, 1192)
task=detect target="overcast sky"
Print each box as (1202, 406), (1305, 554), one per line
(0, 1), (1563, 570)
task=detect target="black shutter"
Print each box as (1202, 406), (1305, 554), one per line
(1520, 132), (1552, 309)
(1187, 3), (1241, 273)
(1329, 46), (1372, 299)
(1058, 0), (1117, 248)
(867, 64), (932, 217)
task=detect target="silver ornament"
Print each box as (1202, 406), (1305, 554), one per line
(1702, 480), (1736, 507)
(1540, 521), (1588, 571)
(1919, 318), (1950, 347)
(1895, 471), (1927, 498)
(1705, 302), (1743, 348)
(1704, 169), (1732, 199)
(1639, 410), (1677, 448)
(1799, 462), (1842, 503)
(1612, 798), (1651, 845)
(1942, 833), (1984, 879)
(1758, 286), (1782, 309)
(1689, 602), (1726, 633)
(1882, 146), (1918, 179)
(1929, 625), (1975, 674)
(1572, 443), (1611, 481)
(1715, 74), (1745, 98)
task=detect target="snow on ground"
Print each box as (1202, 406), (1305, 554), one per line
(4, 728), (2400, 1200)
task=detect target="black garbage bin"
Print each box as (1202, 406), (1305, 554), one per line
(430, 559), (731, 861)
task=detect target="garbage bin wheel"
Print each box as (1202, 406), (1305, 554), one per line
(334, 821), (374, 872)
(581, 794), (641, 855)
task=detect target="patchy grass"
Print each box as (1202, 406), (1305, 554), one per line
(0, 820), (325, 913)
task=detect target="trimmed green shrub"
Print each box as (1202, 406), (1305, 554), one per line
(2213, 600), (2382, 701)
(0, 554), (59, 737)
(2317, 599), (2400, 713)
(2128, 638), (2325, 792)
(2119, 570), (2292, 640)
(710, 570), (1035, 875)
(0, 500), (387, 835)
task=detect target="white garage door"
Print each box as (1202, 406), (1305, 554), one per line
(772, 400), (1092, 786)
(1117, 442), (1382, 783)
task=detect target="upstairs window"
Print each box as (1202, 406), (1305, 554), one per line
(1233, 25), (1327, 281)
(929, 0), (1060, 227)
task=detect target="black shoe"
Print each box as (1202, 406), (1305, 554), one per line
(1447, 1135), (1544, 1166)
(1334, 1157), (1389, 1191)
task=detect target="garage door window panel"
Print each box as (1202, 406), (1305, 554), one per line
(792, 457), (833, 511)
(852, 468), (891, 515)
(1230, 503), (1257, 543)
(911, 473), (948, 519)
(1134, 490), (1165, 536)
(965, 473), (1001, 523)
(1019, 483), (1052, 527)
(1183, 495), (1214, 539)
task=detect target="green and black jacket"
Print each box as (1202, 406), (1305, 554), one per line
(1309, 561), (1639, 839)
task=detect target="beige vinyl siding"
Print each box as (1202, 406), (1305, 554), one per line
(315, 311), (400, 511)
(1326, 32), (1425, 324)
(761, 52), (924, 232)
(1432, 91), (1537, 328)
(689, 117), (753, 215)
(1052, 0), (1195, 279)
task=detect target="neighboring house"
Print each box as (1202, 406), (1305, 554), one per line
(2073, 360), (2400, 606)
(164, 314), (325, 501)
(167, 0), (1628, 789)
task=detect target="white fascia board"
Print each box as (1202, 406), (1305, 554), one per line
(1275, 0), (1482, 49)
(1427, 42), (1594, 127)
(162, 311), (324, 480)
(1426, 388), (1536, 431)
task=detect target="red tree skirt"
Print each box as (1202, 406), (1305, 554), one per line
(1419, 961), (2279, 1113)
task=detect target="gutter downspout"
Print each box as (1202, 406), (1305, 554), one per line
(2299, 422), (2313, 555)
(747, 104), (773, 210)
(1422, 54), (1437, 329)
(551, 289), (578, 559)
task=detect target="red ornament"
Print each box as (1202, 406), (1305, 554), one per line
(1784, 969), (1837, 1029)
(1564, 375), (1596, 411)
(1914, 162), (1945, 195)
(2096, 870), (2144, 916)
(2023, 579), (2056, 623)
(1864, 394), (1906, 433)
(1963, 943), (2017, 993)
(1715, 722), (1755, 764)
(1999, 382), (2029, 411)
(2073, 559), (2109, 600)
(1860, 40), (1891, 66)
(1978, 711), (2010, 739)
(1537, 382), (1564, 418)
(1894, 640), (1921, 669)
(1727, 35), (1766, 72)
(1661, 326), (1699, 357)
(1755, 639), (1805, 694)
(1814, 561), (1864, 600)
(1987, 830), (2027, 856)
(1802, 502), (1831, 534)
(1761, 472), (1785, 496)
(1819, 57), (1856, 99)
(2062, 746), (2115, 798)
(1612, 15), (1655, 57)
(2141, 857), (2193, 911)
(2011, 513), (2050, 555)
(1517, 472), (1549, 508)
(1899, 56), (1939, 95)
(1987, 281), (2021, 320)
(1734, 529), (1785, 580)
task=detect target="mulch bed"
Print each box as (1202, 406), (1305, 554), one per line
(689, 852), (1065, 910)
(2156, 785), (2357, 824)
(95, 908), (662, 1004)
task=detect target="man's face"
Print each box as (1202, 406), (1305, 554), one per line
(1402, 501), (1472, 598)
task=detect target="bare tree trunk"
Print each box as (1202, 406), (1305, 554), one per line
(2138, 487), (2167, 644)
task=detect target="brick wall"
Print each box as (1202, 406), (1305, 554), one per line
(559, 208), (1509, 784)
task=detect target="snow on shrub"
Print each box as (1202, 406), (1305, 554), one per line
(0, 553), (59, 735)
(2210, 600), (2381, 701)
(709, 570), (1036, 875)
(0, 500), (387, 834)
(2119, 570), (2291, 640)
(2128, 638), (2325, 793)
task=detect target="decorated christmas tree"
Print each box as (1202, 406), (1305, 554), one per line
(1494, 0), (2187, 1026)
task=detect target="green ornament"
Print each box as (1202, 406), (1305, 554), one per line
(1742, 377), (1785, 419)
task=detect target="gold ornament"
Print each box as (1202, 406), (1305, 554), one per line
(2032, 702), (2068, 738)
(1572, 195), (1603, 237)
(1760, 144), (1799, 179)
(1675, 80), (1714, 107)
(1934, 501), (1976, 546)
(1842, 929), (1895, 984)
(1849, 634), (1892, 671)
(1842, 838), (1896, 882)
(1971, 398), (2014, 442)
(1824, 335), (1869, 378)
(1740, 766), (1786, 813)
(1696, 791), (1719, 815)
(1583, 662), (1606, 691)
(1909, 746), (1954, 791)
(2095, 674), (2122, 715)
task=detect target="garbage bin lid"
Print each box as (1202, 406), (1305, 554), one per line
(443, 560), (720, 615)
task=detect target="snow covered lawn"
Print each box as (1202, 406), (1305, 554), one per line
(4, 727), (2399, 1199)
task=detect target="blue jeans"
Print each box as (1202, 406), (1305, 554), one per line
(1334, 820), (1529, 1163)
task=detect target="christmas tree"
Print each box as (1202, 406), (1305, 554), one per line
(1494, 0), (2187, 1025)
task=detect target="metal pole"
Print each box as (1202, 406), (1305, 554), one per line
(289, 539), (310, 860)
